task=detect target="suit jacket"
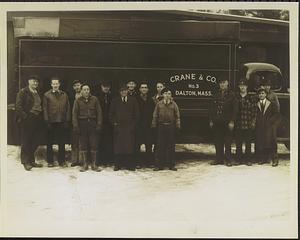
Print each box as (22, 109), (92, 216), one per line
(15, 86), (42, 123)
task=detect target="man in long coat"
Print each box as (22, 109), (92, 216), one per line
(136, 82), (155, 167)
(96, 79), (114, 166)
(255, 87), (280, 166)
(109, 84), (140, 171)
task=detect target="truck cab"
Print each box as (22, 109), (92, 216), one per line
(241, 62), (290, 148)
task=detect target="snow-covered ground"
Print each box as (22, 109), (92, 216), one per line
(1, 144), (296, 238)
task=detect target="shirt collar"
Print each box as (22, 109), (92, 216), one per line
(163, 99), (171, 105)
(121, 96), (128, 102)
(52, 89), (61, 94)
(260, 98), (266, 104)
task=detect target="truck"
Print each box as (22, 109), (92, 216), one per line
(7, 13), (290, 148)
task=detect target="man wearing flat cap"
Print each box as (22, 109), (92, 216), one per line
(109, 84), (140, 171)
(209, 78), (238, 166)
(255, 87), (280, 166)
(96, 80), (114, 166)
(234, 79), (257, 166)
(16, 75), (43, 171)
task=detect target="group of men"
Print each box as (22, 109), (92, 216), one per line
(209, 78), (280, 167)
(15, 75), (280, 172)
(16, 76), (180, 172)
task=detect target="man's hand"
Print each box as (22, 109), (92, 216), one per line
(251, 122), (256, 130)
(228, 121), (234, 131)
(209, 121), (214, 128)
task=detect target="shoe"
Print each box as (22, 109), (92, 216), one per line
(114, 166), (120, 171)
(272, 160), (278, 167)
(246, 161), (252, 166)
(136, 165), (142, 169)
(232, 161), (240, 166)
(23, 164), (32, 171)
(225, 162), (232, 167)
(31, 162), (43, 168)
(169, 167), (177, 171)
(59, 162), (68, 168)
(71, 162), (79, 167)
(210, 160), (221, 165)
(129, 167), (136, 171)
(48, 163), (55, 168)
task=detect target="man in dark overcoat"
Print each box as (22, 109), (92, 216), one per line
(96, 80), (113, 166)
(109, 84), (140, 171)
(255, 87), (280, 166)
(234, 79), (257, 166)
(43, 77), (71, 167)
(15, 75), (43, 171)
(136, 82), (155, 167)
(209, 78), (238, 166)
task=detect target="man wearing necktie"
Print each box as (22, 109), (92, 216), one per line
(43, 77), (71, 167)
(109, 84), (140, 171)
(255, 87), (280, 166)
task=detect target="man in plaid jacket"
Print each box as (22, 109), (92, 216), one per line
(234, 79), (257, 166)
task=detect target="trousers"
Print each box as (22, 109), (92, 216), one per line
(156, 124), (176, 168)
(20, 113), (42, 165)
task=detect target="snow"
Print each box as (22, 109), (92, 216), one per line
(1, 144), (296, 238)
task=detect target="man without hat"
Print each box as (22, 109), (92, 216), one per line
(15, 75), (43, 170)
(72, 83), (103, 172)
(209, 78), (238, 166)
(151, 88), (180, 171)
(43, 77), (71, 167)
(255, 87), (280, 166)
(234, 79), (257, 166)
(109, 84), (140, 171)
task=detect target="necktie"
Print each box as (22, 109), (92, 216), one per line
(260, 101), (265, 112)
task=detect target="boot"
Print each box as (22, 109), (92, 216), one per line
(91, 151), (101, 172)
(79, 151), (88, 172)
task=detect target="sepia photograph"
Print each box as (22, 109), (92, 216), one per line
(0, 2), (298, 238)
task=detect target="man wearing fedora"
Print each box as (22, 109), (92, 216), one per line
(234, 79), (257, 166)
(16, 75), (43, 171)
(255, 87), (280, 166)
(209, 78), (238, 167)
(109, 84), (140, 171)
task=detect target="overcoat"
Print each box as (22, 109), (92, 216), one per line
(109, 96), (140, 154)
(255, 99), (280, 150)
